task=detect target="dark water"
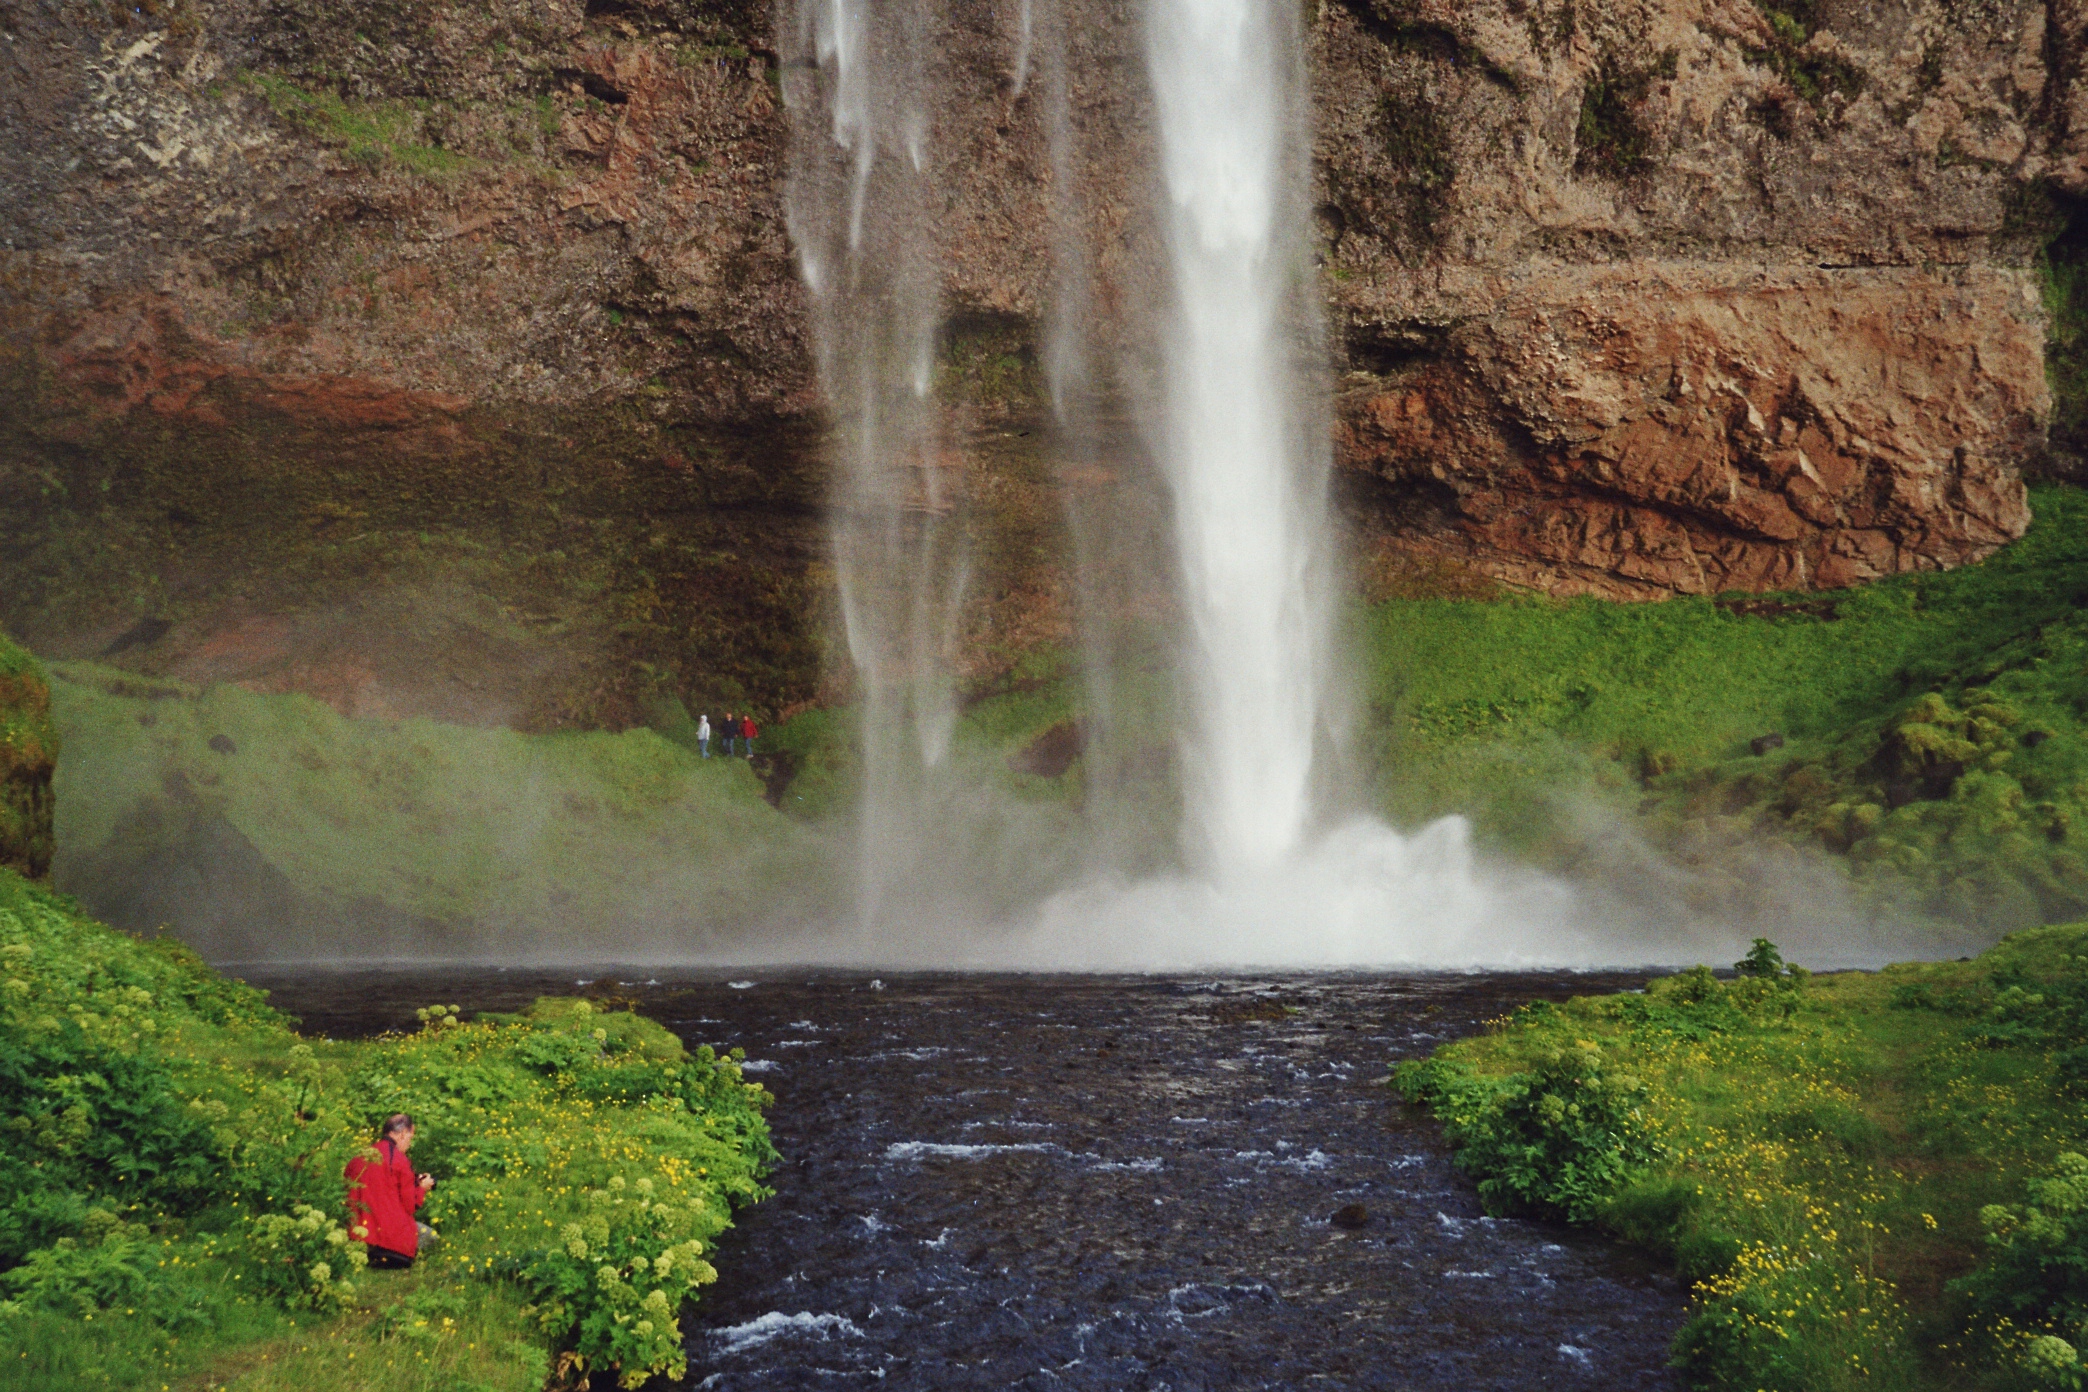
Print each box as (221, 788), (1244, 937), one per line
(249, 968), (1686, 1391)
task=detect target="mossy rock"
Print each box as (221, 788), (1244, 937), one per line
(0, 632), (57, 880)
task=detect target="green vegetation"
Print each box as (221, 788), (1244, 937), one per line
(2044, 196), (2088, 469)
(48, 664), (834, 955)
(1574, 52), (1674, 178)
(1745, 0), (1864, 117)
(47, 483), (2088, 947)
(1361, 485), (2088, 931)
(239, 73), (473, 177)
(0, 867), (774, 1390)
(0, 636), (54, 882)
(1398, 928), (2088, 1390)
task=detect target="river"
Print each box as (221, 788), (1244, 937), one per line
(250, 968), (1685, 1390)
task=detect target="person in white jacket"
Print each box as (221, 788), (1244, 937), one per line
(696, 714), (712, 758)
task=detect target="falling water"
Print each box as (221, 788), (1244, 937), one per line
(1143, 0), (1332, 874)
(779, 0), (1638, 966)
(783, 0), (971, 930)
(1009, 0), (1573, 967)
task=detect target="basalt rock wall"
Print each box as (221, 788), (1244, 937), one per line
(0, 0), (2079, 719)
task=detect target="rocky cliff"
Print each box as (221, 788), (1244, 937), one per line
(0, 0), (2079, 722)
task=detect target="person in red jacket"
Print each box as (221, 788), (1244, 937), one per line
(741, 713), (758, 759)
(345, 1113), (434, 1269)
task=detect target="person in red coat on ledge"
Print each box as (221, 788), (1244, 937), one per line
(345, 1112), (435, 1269)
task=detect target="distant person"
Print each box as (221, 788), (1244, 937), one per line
(742, 713), (759, 759)
(696, 713), (711, 758)
(344, 1113), (434, 1270)
(722, 712), (737, 757)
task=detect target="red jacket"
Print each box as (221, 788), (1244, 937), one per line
(344, 1138), (424, 1256)
(742, 717), (758, 739)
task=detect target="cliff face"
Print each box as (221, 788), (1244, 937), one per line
(1315, 0), (2072, 597)
(0, 0), (825, 727)
(0, 0), (2078, 719)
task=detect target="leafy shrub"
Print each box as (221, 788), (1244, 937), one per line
(0, 1233), (159, 1318)
(1399, 1038), (1662, 1221)
(0, 1210), (211, 1328)
(248, 1203), (369, 1311)
(1957, 1152), (2088, 1386)
(2024, 1334), (2086, 1391)
(522, 1175), (722, 1388)
(0, 1017), (224, 1256)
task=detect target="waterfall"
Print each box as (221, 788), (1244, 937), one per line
(1143, 0), (1332, 875)
(1006, 0), (1568, 968)
(782, 0), (969, 930)
(777, 0), (1576, 966)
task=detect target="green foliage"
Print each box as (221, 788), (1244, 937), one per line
(48, 665), (833, 953)
(1400, 1038), (1663, 1221)
(523, 1176), (722, 1388)
(239, 72), (473, 177)
(2045, 196), (2088, 469)
(0, 867), (775, 1388)
(1736, 937), (1785, 979)
(1399, 931), (2088, 1391)
(1363, 486), (2088, 931)
(1957, 1152), (2088, 1373)
(248, 1204), (370, 1311)
(0, 1235), (164, 1327)
(1675, 1243), (1913, 1392)
(1575, 54), (1671, 177)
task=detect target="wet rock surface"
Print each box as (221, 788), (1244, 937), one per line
(255, 968), (1686, 1389)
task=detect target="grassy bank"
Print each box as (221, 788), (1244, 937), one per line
(1398, 932), (2088, 1390)
(46, 664), (835, 957)
(1362, 484), (2088, 931)
(0, 866), (775, 1390)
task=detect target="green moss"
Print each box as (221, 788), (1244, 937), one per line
(0, 633), (55, 882)
(1745, 0), (1864, 118)
(2044, 195), (2088, 468)
(239, 72), (475, 177)
(1378, 90), (1457, 235)
(1573, 53), (1674, 178)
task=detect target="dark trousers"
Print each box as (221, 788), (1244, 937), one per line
(366, 1245), (415, 1270)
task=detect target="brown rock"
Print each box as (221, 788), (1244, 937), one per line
(1334, 264), (2040, 596)
(0, 0), (2074, 725)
